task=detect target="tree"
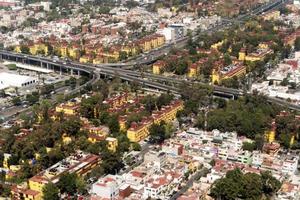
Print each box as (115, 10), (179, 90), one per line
(101, 151), (124, 174)
(40, 84), (55, 95)
(261, 171), (281, 195)
(210, 169), (280, 200)
(131, 142), (141, 151)
(20, 45), (30, 54)
(242, 141), (256, 152)
(224, 53), (232, 66)
(149, 122), (167, 144)
(6, 63), (17, 70)
(12, 97), (21, 106)
(26, 92), (39, 105)
(58, 173), (78, 194)
(295, 37), (300, 51)
(107, 115), (120, 134)
(119, 51), (128, 61)
(43, 182), (60, 200)
(62, 116), (81, 136)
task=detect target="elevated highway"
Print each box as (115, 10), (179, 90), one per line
(0, 0), (297, 111)
(0, 50), (299, 112)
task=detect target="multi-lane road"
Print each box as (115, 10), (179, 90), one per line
(0, 0), (298, 114)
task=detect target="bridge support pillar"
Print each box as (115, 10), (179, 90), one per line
(40, 61), (43, 68)
(78, 70), (80, 76)
(60, 66), (62, 75)
(46, 63), (49, 70)
(70, 69), (73, 76)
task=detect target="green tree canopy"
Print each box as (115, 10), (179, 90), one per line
(43, 182), (60, 200)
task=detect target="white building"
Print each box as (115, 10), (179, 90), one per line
(158, 27), (176, 42)
(124, 170), (147, 191)
(282, 156), (299, 175)
(144, 151), (166, 169)
(0, 72), (37, 90)
(91, 175), (125, 199)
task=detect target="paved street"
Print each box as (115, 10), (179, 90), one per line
(170, 168), (209, 200)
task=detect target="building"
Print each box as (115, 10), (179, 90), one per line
(55, 101), (80, 116)
(152, 60), (166, 74)
(212, 63), (246, 84)
(127, 100), (183, 142)
(220, 63), (247, 80)
(28, 151), (100, 193)
(282, 155), (299, 175)
(91, 175), (131, 199)
(0, 0), (21, 7)
(239, 48), (273, 62)
(85, 125), (110, 143)
(144, 151), (167, 169)
(11, 185), (42, 200)
(188, 63), (199, 78)
(0, 72), (38, 90)
(276, 182), (300, 200)
(211, 40), (224, 50)
(106, 137), (118, 152)
(262, 10), (280, 21)
(162, 142), (184, 156)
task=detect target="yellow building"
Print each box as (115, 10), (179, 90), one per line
(211, 40), (224, 50)
(150, 37), (159, 49)
(262, 10), (280, 21)
(211, 69), (220, 84)
(258, 42), (271, 49)
(55, 101), (80, 116)
(138, 39), (152, 52)
(29, 151), (100, 193)
(106, 137), (118, 152)
(239, 48), (273, 62)
(2, 153), (21, 172)
(36, 43), (48, 55)
(86, 126), (109, 143)
(127, 100), (183, 142)
(188, 64), (199, 78)
(60, 45), (68, 57)
(238, 48), (246, 61)
(121, 45), (137, 56)
(68, 47), (80, 60)
(93, 56), (105, 64)
(79, 55), (92, 63)
(119, 116), (127, 131)
(265, 130), (275, 143)
(290, 135), (295, 146)
(3, 153), (10, 169)
(127, 121), (151, 143)
(11, 186), (42, 200)
(152, 60), (166, 74)
(14, 45), (22, 53)
(221, 64), (247, 80)
(156, 35), (165, 46)
(28, 176), (49, 194)
(29, 45), (38, 55)
(46, 147), (53, 153)
(62, 134), (72, 144)
(29, 43), (49, 55)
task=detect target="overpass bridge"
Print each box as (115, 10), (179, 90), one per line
(0, 51), (299, 112)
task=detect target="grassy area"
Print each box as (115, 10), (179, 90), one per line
(5, 63), (17, 70)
